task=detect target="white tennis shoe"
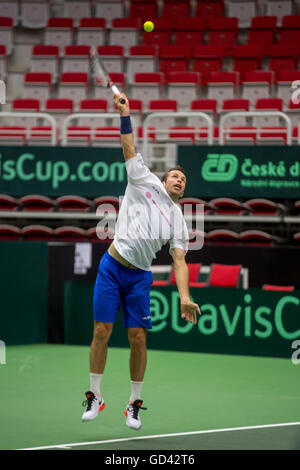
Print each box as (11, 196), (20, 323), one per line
(124, 399), (147, 430)
(82, 391), (105, 422)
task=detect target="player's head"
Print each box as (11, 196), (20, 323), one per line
(161, 166), (186, 201)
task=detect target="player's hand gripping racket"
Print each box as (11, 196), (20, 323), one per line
(89, 46), (126, 104)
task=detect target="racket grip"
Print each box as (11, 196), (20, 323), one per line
(111, 85), (126, 104)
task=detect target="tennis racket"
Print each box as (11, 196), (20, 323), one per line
(89, 46), (126, 104)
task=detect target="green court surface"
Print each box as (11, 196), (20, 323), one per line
(1, 344), (300, 450)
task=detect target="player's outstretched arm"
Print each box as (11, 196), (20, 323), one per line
(170, 248), (201, 324)
(114, 92), (136, 162)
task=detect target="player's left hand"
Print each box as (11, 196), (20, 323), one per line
(180, 300), (201, 325)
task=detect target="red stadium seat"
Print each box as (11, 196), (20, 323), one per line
(110, 18), (139, 49)
(268, 44), (300, 72)
(278, 15), (300, 43)
(0, 195), (19, 211)
(20, 195), (56, 212)
(245, 199), (285, 216)
(210, 197), (247, 215)
(162, 1), (191, 20)
(12, 98), (41, 128)
(196, 2), (224, 20)
(0, 16), (14, 54)
(232, 45), (264, 77)
(248, 16), (277, 51)
(22, 225), (55, 241)
(168, 127), (196, 144)
(129, 1), (158, 20)
(0, 224), (22, 241)
(254, 98), (283, 128)
(159, 45), (191, 74)
(276, 71), (300, 109)
(58, 73), (89, 105)
(207, 72), (240, 105)
(241, 71), (274, 107)
(174, 18), (205, 46)
(221, 98), (250, 126)
(45, 18), (74, 52)
(56, 196), (93, 212)
(226, 126), (257, 145)
(94, 196), (120, 213)
(192, 45), (224, 84)
(23, 72), (52, 107)
(131, 73), (164, 109)
(240, 230), (277, 246)
(86, 226), (115, 243)
(166, 72), (201, 110)
(142, 18), (173, 46)
(77, 18), (106, 47)
(45, 98), (74, 129)
(0, 126), (27, 145)
(30, 45), (59, 82)
(179, 197), (214, 215)
(127, 45), (157, 79)
(257, 127), (288, 145)
(207, 264), (242, 288)
(287, 99), (300, 127)
(207, 17), (239, 55)
(65, 126), (92, 146)
(97, 45), (124, 73)
(54, 226), (87, 242)
(208, 229), (241, 245)
(263, 284), (295, 292)
(62, 45), (91, 74)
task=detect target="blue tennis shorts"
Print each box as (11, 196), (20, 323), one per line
(93, 251), (153, 329)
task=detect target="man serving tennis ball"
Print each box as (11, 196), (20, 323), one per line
(82, 92), (201, 430)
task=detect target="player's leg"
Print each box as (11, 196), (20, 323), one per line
(82, 251), (121, 422)
(122, 270), (152, 430)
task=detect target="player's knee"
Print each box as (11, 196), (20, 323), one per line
(93, 322), (112, 343)
(129, 328), (146, 350)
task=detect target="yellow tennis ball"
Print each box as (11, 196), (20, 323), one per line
(144, 21), (154, 32)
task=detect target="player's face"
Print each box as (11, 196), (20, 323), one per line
(162, 170), (186, 200)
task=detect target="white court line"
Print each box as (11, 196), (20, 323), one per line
(18, 421), (300, 450)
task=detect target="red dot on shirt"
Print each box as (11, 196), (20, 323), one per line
(145, 192), (152, 198)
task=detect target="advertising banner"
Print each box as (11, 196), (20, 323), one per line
(0, 146), (126, 196)
(64, 283), (300, 358)
(178, 146), (300, 198)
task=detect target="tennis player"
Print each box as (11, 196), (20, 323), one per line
(82, 92), (201, 430)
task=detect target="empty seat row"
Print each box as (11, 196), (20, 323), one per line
(25, 43), (300, 83)
(17, 70), (300, 112)
(0, 224), (296, 247)
(0, 195), (297, 215)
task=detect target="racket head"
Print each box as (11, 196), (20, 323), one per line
(89, 46), (126, 104)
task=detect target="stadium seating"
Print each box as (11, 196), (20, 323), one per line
(22, 73), (52, 108)
(109, 18), (139, 50)
(0, 17), (13, 55)
(20, 195), (56, 212)
(0, 194), (19, 211)
(207, 264), (242, 288)
(30, 45), (59, 82)
(262, 284), (295, 292)
(64, 0), (92, 26)
(76, 18), (106, 47)
(20, 0), (50, 29)
(44, 18), (74, 53)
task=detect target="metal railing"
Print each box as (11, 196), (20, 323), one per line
(142, 111), (214, 161)
(219, 111), (293, 145)
(0, 112), (57, 146)
(61, 113), (137, 146)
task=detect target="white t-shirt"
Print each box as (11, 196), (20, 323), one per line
(113, 153), (189, 271)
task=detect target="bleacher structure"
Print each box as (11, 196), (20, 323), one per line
(1, 0), (300, 261)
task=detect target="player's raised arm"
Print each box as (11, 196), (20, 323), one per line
(114, 92), (136, 162)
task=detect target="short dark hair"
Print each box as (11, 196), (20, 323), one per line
(160, 165), (186, 183)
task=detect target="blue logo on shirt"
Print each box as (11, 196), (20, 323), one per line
(152, 186), (160, 195)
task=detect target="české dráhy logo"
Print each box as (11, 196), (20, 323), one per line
(202, 154), (239, 182)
